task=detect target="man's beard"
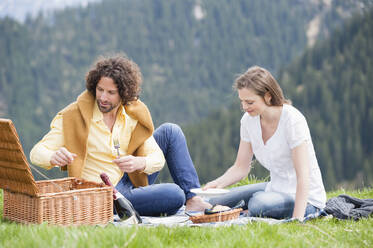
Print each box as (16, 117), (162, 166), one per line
(97, 100), (119, 113)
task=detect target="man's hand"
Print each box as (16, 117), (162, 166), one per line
(113, 155), (146, 173)
(50, 147), (77, 167)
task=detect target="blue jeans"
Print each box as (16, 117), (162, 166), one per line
(208, 182), (319, 219)
(116, 123), (201, 216)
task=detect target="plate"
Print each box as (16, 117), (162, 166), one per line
(191, 188), (230, 198)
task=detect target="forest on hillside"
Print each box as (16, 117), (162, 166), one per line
(0, 0), (372, 189)
(184, 8), (373, 189)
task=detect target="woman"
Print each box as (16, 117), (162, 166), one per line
(203, 66), (326, 220)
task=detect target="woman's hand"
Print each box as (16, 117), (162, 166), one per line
(203, 140), (254, 190)
(202, 180), (221, 190)
(50, 147), (77, 167)
(113, 155), (146, 173)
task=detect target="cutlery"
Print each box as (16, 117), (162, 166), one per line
(113, 138), (120, 157)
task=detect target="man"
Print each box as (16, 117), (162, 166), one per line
(30, 55), (211, 216)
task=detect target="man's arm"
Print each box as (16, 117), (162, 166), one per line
(30, 114), (76, 169)
(113, 136), (165, 174)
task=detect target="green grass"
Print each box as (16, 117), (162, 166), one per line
(1, 185), (372, 248)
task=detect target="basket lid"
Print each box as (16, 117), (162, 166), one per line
(0, 118), (39, 196)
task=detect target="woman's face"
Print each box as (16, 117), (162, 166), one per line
(238, 88), (267, 116)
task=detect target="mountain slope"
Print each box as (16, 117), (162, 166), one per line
(279, 8), (373, 188)
(0, 0), (371, 182)
(184, 8), (373, 189)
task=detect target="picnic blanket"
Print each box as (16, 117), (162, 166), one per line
(111, 207), (327, 227)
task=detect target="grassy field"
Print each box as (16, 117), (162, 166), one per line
(1, 186), (372, 248)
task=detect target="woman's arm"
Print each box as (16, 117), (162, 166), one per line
(203, 140), (253, 189)
(291, 141), (310, 220)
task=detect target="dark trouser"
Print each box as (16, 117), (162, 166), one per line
(116, 123), (200, 216)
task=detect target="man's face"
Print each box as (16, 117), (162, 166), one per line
(96, 77), (121, 114)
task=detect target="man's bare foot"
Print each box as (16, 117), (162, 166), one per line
(185, 196), (212, 212)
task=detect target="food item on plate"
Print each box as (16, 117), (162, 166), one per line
(212, 205), (231, 212)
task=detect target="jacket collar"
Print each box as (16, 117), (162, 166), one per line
(76, 90), (154, 133)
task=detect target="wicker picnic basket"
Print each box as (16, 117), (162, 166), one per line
(0, 118), (113, 226)
(189, 208), (242, 224)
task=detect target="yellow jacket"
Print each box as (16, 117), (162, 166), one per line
(60, 90), (154, 187)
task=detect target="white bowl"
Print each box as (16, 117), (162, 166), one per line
(191, 188), (230, 198)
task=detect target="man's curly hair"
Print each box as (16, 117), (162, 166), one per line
(86, 55), (142, 106)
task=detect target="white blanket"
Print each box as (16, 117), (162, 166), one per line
(111, 209), (326, 227)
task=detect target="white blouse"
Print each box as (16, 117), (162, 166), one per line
(240, 104), (326, 209)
